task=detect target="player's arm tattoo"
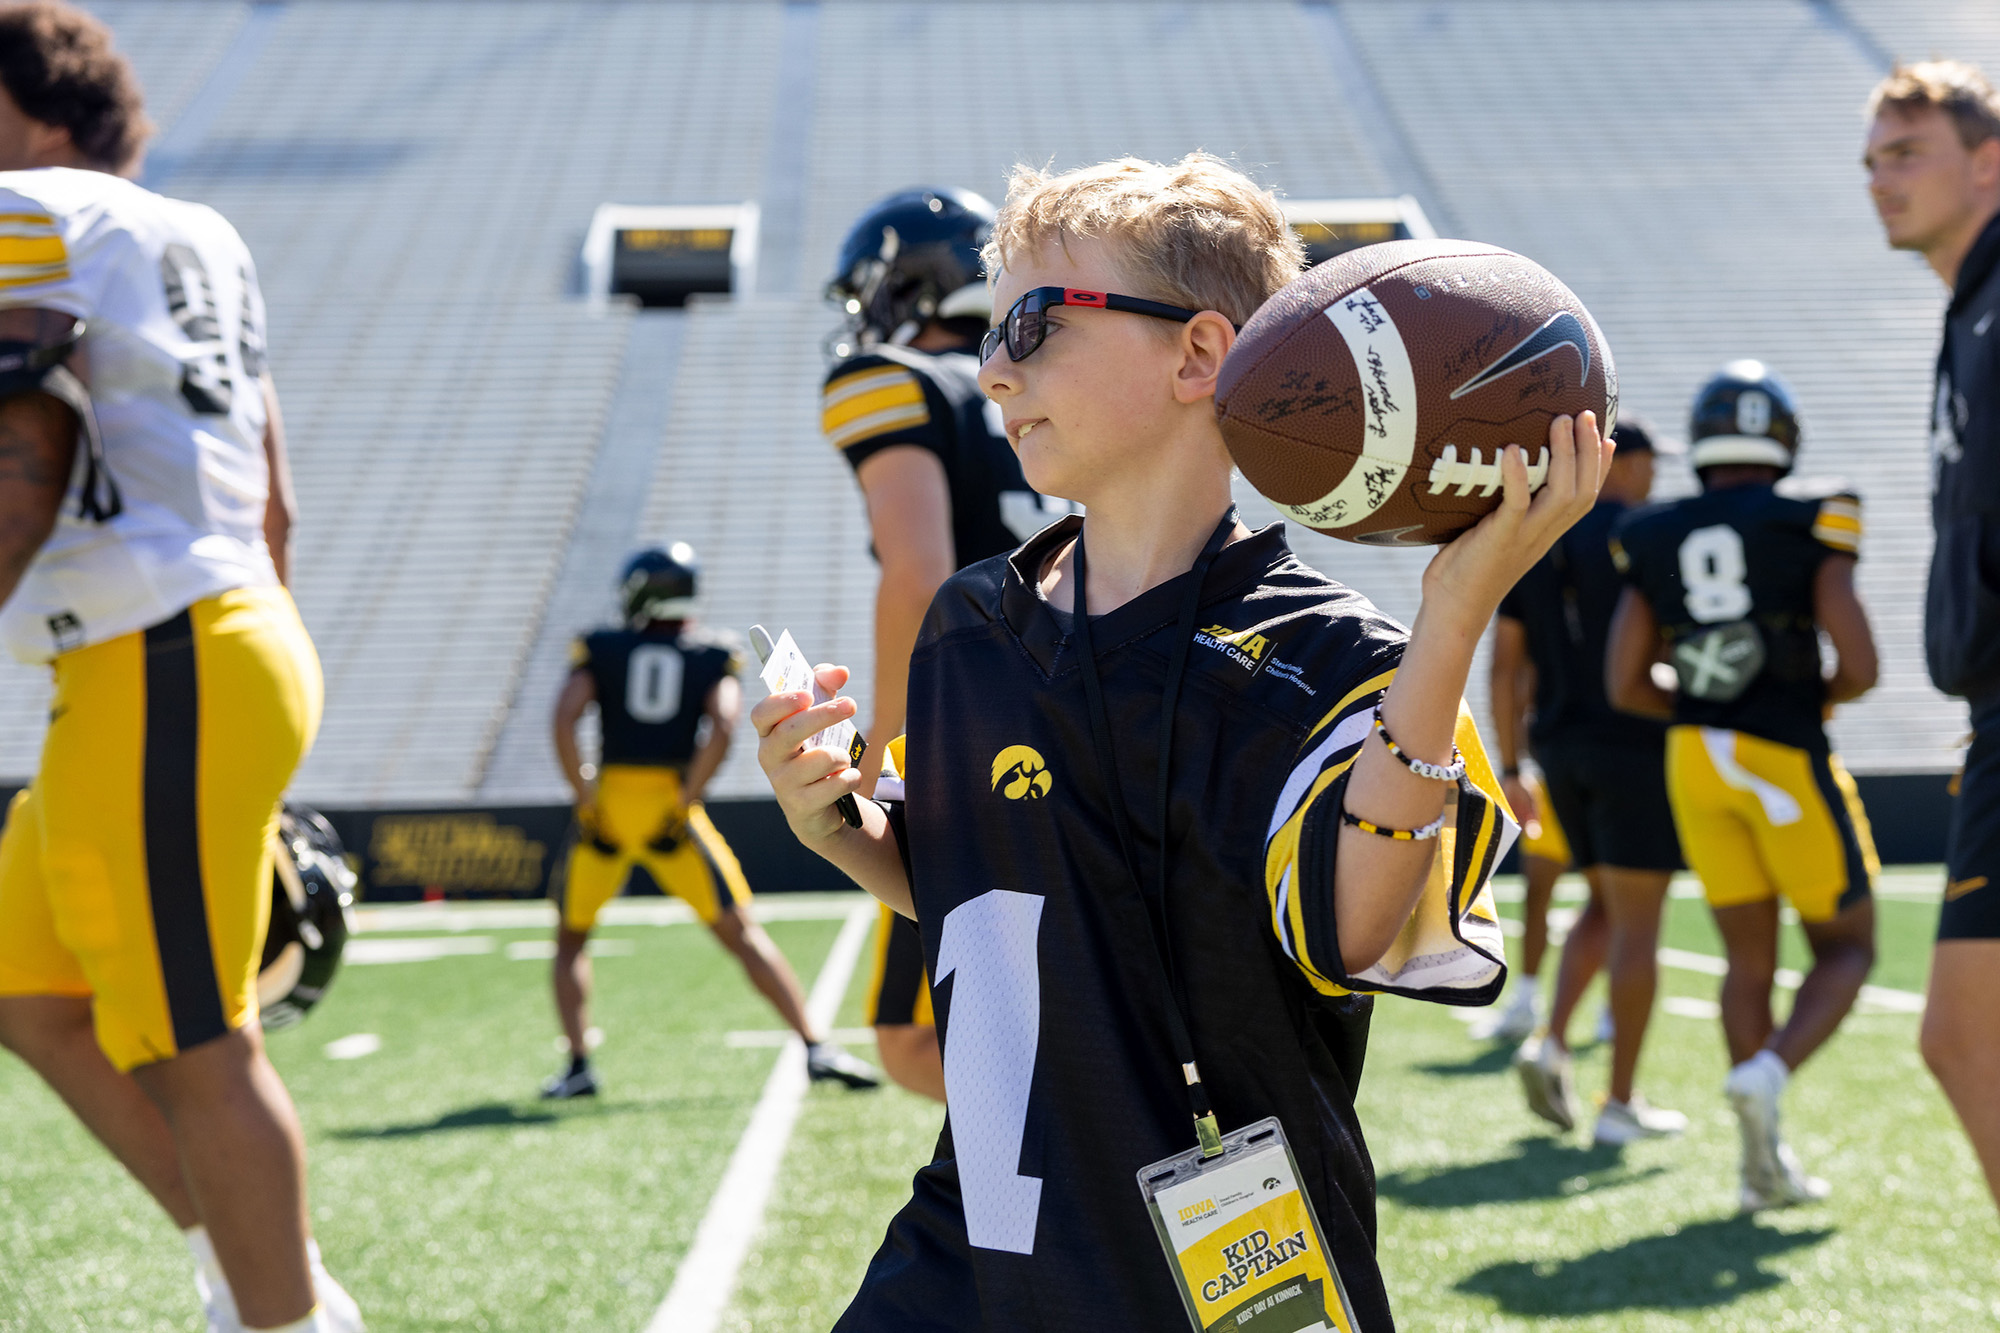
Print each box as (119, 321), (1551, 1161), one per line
(0, 391), (77, 603)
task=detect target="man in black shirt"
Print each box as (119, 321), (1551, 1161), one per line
(544, 546), (878, 1097)
(1865, 59), (2000, 1210)
(1501, 419), (1685, 1146)
(822, 188), (1075, 1099)
(757, 153), (1609, 1330)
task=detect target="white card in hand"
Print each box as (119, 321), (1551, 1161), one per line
(757, 629), (860, 762)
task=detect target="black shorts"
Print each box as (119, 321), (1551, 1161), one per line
(1941, 711), (2000, 941)
(1536, 736), (1683, 873)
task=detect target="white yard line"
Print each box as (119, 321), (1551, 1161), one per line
(350, 892), (867, 934)
(645, 902), (875, 1333)
(1655, 947), (1926, 1013)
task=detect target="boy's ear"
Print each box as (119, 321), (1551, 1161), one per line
(1172, 311), (1236, 405)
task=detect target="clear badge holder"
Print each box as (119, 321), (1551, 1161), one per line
(1137, 1117), (1363, 1333)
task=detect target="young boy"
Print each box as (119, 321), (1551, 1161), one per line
(755, 154), (1609, 1329)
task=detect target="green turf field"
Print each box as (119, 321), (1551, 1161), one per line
(3, 874), (1996, 1331)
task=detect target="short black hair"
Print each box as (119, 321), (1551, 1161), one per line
(1611, 416), (1658, 455)
(0, 2), (150, 172)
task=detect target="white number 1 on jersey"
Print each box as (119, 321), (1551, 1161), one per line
(936, 889), (1045, 1255)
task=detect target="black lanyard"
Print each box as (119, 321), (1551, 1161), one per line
(1069, 511), (1236, 1158)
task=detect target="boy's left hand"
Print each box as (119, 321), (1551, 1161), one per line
(1421, 411), (1612, 627)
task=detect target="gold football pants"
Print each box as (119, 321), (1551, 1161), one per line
(560, 765), (751, 930)
(1665, 725), (1877, 923)
(0, 588), (323, 1070)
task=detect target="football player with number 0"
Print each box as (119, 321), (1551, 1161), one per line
(544, 546), (879, 1098)
(1607, 364), (1880, 1211)
(0, 5), (355, 1329)
(756, 153), (1609, 1330)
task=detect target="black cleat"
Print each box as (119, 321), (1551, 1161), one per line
(541, 1063), (600, 1100)
(806, 1042), (882, 1090)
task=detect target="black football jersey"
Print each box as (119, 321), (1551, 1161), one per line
(1498, 498), (1666, 751)
(1613, 480), (1861, 751)
(841, 516), (1513, 1332)
(821, 344), (1073, 566)
(571, 627), (741, 768)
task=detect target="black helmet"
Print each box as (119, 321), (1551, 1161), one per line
(1689, 360), (1801, 474)
(620, 543), (698, 626)
(826, 187), (996, 355)
(257, 804), (355, 1031)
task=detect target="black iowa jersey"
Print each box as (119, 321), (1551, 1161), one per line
(821, 344), (1072, 566)
(842, 516), (1512, 1332)
(1499, 498), (1665, 751)
(571, 627), (741, 767)
(1614, 481), (1861, 752)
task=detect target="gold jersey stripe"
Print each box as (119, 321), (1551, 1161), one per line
(0, 235), (66, 265)
(828, 402), (930, 449)
(0, 263), (69, 290)
(1813, 505), (1862, 551)
(0, 213), (55, 226)
(824, 376), (925, 429)
(823, 364), (918, 404)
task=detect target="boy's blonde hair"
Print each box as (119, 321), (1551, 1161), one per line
(983, 153), (1303, 328)
(1868, 60), (2000, 150)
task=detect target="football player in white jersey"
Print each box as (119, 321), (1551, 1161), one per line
(0, 6), (357, 1331)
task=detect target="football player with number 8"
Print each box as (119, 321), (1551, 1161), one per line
(1607, 362), (1881, 1212)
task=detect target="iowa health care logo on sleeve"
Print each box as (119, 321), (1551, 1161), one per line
(1151, 1134), (1356, 1333)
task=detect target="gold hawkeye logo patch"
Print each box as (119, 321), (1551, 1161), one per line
(991, 745), (1053, 800)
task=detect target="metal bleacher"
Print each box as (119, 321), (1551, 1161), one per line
(2, 0), (1995, 813)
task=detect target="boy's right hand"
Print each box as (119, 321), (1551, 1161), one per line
(753, 663), (865, 845)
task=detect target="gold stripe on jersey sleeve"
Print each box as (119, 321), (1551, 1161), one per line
(1303, 668), (1397, 744)
(0, 215), (67, 289)
(822, 367), (930, 449)
(1812, 502), (1862, 553)
(0, 235), (65, 265)
(0, 263), (69, 290)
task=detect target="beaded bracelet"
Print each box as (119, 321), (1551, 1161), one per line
(1341, 806), (1446, 841)
(1372, 707), (1468, 783)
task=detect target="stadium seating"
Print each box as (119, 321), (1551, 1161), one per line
(3, 0), (1997, 806)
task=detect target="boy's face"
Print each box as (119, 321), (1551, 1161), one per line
(1865, 105), (1997, 255)
(978, 236), (1213, 503)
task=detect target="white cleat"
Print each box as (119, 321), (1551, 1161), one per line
(194, 1266), (242, 1333)
(309, 1238), (365, 1332)
(1726, 1050), (1791, 1207)
(1593, 1094), (1689, 1145)
(1741, 1141), (1831, 1213)
(1470, 985), (1539, 1042)
(1513, 1034), (1580, 1133)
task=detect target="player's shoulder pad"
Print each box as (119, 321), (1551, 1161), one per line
(1608, 501), (1676, 573)
(821, 348), (937, 451)
(680, 625), (747, 672)
(1778, 474), (1862, 554)
(573, 626), (626, 668)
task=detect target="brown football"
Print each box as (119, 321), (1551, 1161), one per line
(1216, 240), (1616, 546)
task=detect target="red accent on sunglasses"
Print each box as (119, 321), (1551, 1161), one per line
(1062, 289), (1109, 307)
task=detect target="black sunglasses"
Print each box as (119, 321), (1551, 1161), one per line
(979, 287), (1214, 363)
